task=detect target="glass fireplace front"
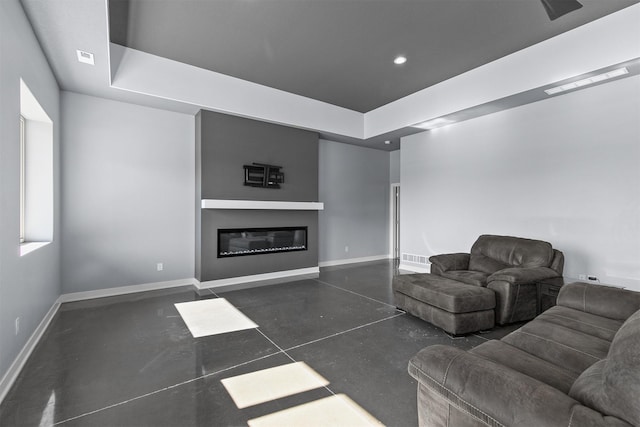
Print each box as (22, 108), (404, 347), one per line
(217, 227), (307, 258)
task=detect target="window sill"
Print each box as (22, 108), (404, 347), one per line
(20, 241), (50, 257)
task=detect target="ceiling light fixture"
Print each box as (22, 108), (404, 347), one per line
(76, 49), (95, 65)
(394, 56), (407, 65)
(544, 67), (628, 95)
(384, 140), (391, 145)
(413, 117), (455, 130)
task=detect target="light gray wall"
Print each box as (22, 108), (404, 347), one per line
(197, 110), (319, 281)
(61, 92), (195, 293)
(319, 140), (390, 263)
(0, 0), (61, 383)
(390, 149), (400, 184)
(400, 75), (640, 291)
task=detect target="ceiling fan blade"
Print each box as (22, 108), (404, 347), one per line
(540, 0), (583, 21)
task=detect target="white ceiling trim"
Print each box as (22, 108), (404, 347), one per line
(105, 3), (640, 140)
(364, 3), (640, 138)
(109, 44), (364, 138)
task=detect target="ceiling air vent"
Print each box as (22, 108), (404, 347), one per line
(76, 50), (94, 65)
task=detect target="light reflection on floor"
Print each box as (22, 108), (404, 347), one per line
(221, 362), (329, 409)
(222, 361), (384, 426)
(247, 394), (385, 427)
(174, 298), (258, 338)
(37, 391), (55, 427)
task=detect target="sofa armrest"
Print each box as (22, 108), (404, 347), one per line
(428, 253), (469, 272)
(558, 282), (640, 321)
(488, 266), (560, 285)
(409, 345), (631, 427)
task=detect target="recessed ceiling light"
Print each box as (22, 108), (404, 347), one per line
(76, 50), (94, 65)
(394, 56), (407, 65)
(413, 117), (455, 130)
(544, 67), (628, 95)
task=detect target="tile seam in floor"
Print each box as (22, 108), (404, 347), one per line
(313, 278), (399, 309)
(208, 281), (404, 354)
(213, 285), (488, 347)
(54, 285), (358, 425)
(53, 350), (285, 425)
(283, 313), (405, 353)
(255, 329), (295, 362)
(208, 287), (476, 345)
(210, 285), (385, 398)
(254, 328), (338, 398)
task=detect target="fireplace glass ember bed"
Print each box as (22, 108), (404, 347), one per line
(217, 227), (307, 258)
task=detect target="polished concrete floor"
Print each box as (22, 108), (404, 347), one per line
(0, 260), (520, 426)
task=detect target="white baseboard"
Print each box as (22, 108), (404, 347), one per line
(198, 267), (320, 289)
(0, 300), (60, 403)
(58, 278), (197, 303)
(398, 263), (431, 274)
(319, 254), (391, 267)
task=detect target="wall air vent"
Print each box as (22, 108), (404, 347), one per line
(402, 253), (429, 265)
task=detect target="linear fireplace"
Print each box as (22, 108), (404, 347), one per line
(217, 226), (307, 258)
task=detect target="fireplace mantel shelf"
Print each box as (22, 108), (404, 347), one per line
(201, 199), (324, 210)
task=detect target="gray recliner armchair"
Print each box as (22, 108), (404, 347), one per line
(429, 235), (564, 324)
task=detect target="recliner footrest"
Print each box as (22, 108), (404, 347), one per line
(393, 273), (495, 334)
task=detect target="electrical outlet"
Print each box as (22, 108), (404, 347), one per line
(157, 263), (163, 271)
(344, 246), (349, 253)
(15, 317), (20, 336)
(578, 274), (587, 280)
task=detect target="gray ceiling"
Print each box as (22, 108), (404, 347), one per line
(109, 0), (639, 113)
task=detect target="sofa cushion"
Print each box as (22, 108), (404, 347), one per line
(468, 254), (510, 274)
(471, 235), (553, 269)
(558, 281), (640, 321)
(538, 306), (624, 342)
(502, 317), (610, 374)
(470, 340), (578, 393)
(440, 270), (488, 287)
(569, 308), (640, 426)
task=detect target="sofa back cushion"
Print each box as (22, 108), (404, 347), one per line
(470, 235), (553, 270)
(569, 308), (640, 426)
(558, 282), (640, 321)
(468, 254), (510, 274)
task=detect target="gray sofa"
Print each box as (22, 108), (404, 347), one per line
(408, 281), (640, 427)
(429, 235), (564, 324)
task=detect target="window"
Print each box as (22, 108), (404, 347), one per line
(19, 79), (53, 256)
(19, 115), (26, 243)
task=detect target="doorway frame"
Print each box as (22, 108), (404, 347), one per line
(389, 183), (400, 259)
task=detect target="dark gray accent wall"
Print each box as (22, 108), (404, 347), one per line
(200, 111), (318, 201)
(201, 210), (318, 280)
(196, 110), (319, 282)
